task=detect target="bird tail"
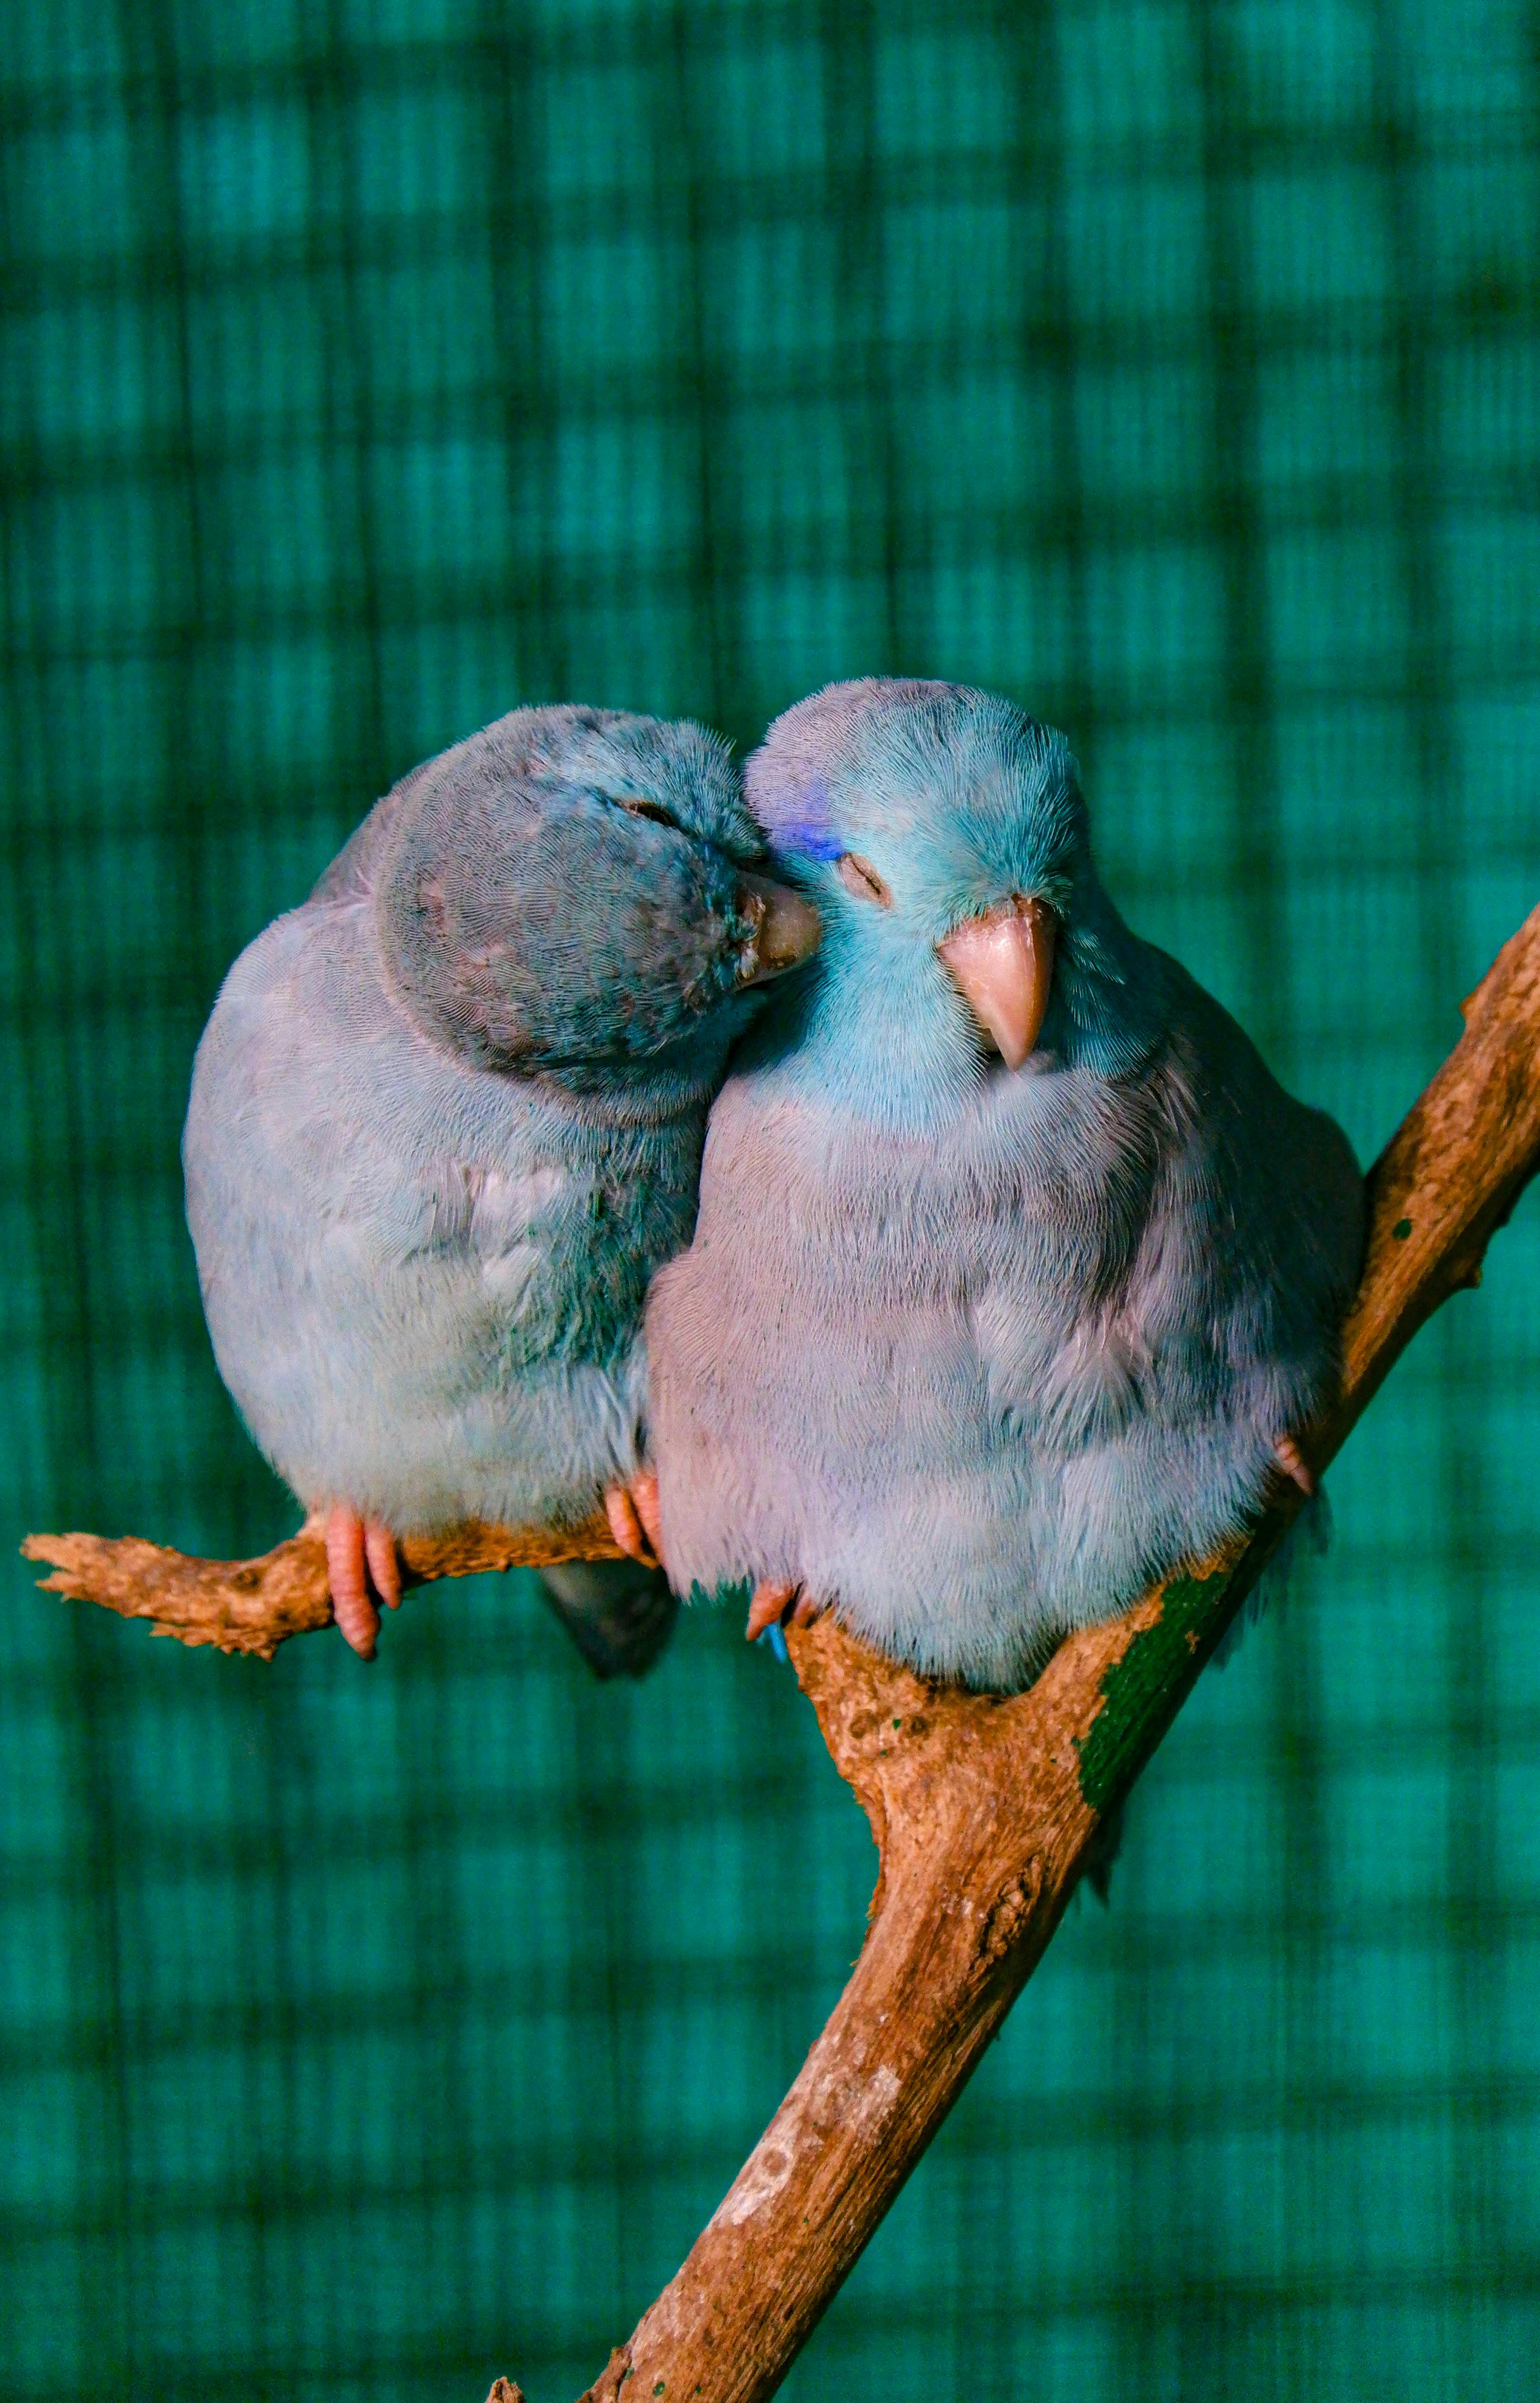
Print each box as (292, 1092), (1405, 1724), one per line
(1211, 1486), (1334, 1671)
(537, 1557), (680, 1680)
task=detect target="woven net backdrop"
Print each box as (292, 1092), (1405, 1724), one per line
(4, 2), (1539, 2397)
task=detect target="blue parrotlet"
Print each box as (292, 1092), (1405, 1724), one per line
(183, 705), (819, 1659)
(645, 678), (1363, 1690)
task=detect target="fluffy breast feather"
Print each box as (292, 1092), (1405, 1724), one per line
(647, 945), (1362, 1687)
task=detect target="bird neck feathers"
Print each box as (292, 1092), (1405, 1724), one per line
(749, 876), (1164, 1136)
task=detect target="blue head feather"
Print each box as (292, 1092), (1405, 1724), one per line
(742, 678), (1158, 1129)
(364, 706), (775, 1101)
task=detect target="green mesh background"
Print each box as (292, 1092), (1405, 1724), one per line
(4, 3), (1540, 2397)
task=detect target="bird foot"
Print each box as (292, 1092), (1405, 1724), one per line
(324, 1504), (401, 1659)
(745, 1580), (825, 1642)
(1273, 1435), (1315, 1498)
(605, 1473), (666, 1570)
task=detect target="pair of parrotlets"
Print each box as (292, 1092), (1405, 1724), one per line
(185, 683), (1362, 1687)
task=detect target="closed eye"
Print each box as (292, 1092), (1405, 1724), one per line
(835, 852), (893, 908)
(621, 797), (679, 830)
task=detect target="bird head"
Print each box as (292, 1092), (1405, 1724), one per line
(373, 706), (820, 1098)
(745, 678), (1145, 1100)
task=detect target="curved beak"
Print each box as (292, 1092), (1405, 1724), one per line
(938, 895), (1057, 1069)
(735, 873), (822, 986)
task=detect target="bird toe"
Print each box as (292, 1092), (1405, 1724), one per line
(364, 1518), (401, 1611)
(325, 1504), (380, 1659)
(605, 1483), (656, 1566)
(1273, 1435), (1315, 1497)
(745, 1579), (799, 1642)
(628, 1470), (666, 1567)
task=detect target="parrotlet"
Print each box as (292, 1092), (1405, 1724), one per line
(183, 704), (819, 1660)
(645, 678), (1363, 1691)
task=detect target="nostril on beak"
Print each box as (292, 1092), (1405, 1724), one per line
(736, 875), (822, 984)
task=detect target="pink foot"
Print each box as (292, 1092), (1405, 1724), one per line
(745, 1580), (825, 1642)
(1273, 1435), (1316, 1498)
(604, 1475), (666, 1571)
(324, 1504), (401, 1659)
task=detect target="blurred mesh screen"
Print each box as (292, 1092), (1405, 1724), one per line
(4, 3), (1540, 2398)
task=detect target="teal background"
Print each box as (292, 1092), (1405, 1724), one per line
(4, 3), (1540, 2397)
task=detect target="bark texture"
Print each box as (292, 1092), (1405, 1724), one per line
(21, 1515), (620, 1659)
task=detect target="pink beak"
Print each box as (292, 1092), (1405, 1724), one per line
(938, 896), (1057, 1070)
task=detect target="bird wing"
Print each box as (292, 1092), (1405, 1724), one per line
(186, 895), (585, 1413)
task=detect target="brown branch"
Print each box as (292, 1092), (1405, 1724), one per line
(20, 1514), (622, 1660)
(492, 898), (1538, 2403)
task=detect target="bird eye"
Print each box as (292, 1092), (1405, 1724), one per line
(622, 798), (679, 830)
(835, 852), (893, 909)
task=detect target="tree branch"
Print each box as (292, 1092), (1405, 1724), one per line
(21, 905), (1540, 2400)
(20, 1515), (621, 1660)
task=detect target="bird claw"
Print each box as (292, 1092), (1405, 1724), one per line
(324, 1504), (401, 1658)
(745, 1579), (825, 1642)
(1273, 1435), (1315, 1498)
(605, 1473), (665, 1570)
